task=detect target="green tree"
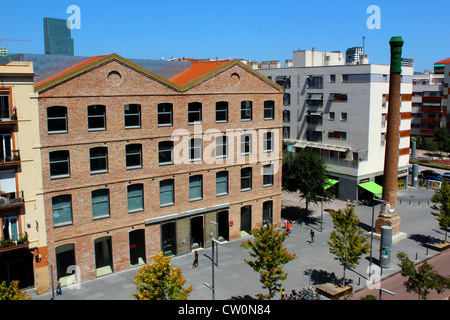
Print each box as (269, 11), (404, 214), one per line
(327, 207), (370, 287)
(397, 252), (450, 300)
(430, 181), (450, 243)
(282, 148), (332, 210)
(433, 126), (450, 155)
(0, 281), (31, 300)
(241, 223), (297, 300)
(424, 139), (439, 159)
(132, 252), (193, 300)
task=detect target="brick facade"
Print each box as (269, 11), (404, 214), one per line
(37, 56), (283, 284)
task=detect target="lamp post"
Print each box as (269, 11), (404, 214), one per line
(370, 197), (384, 275)
(203, 237), (226, 300)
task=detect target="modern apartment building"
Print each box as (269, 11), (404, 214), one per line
(258, 48), (413, 201)
(0, 60), (47, 292)
(435, 59), (450, 134)
(411, 70), (444, 140)
(33, 53), (283, 286)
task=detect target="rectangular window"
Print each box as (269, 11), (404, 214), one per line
(329, 74), (336, 83)
(240, 167), (252, 191)
(159, 179), (174, 206)
(189, 138), (202, 162)
(329, 112), (335, 121)
(128, 184), (144, 212)
(283, 126), (290, 139)
(124, 104), (141, 128)
(158, 103), (173, 126)
(307, 75), (323, 89)
(49, 150), (70, 178)
(216, 171), (228, 196)
(216, 101), (228, 123)
(341, 112), (348, 121)
(240, 134), (252, 155)
(189, 175), (203, 201)
(241, 101), (252, 121)
(215, 135), (227, 158)
(92, 189), (110, 219)
(87, 105), (106, 131)
(188, 102), (202, 124)
(0, 90), (10, 119)
(262, 201), (273, 226)
(328, 131), (347, 140)
(263, 164), (274, 186)
(263, 132), (273, 152)
(264, 100), (275, 120)
(158, 141), (173, 165)
(126, 144), (142, 169)
(47, 106), (68, 133)
(90, 147), (108, 173)
(52, 195), (72, 227)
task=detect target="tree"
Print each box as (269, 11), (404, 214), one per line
(430, 181), (450, 243)
(241, 223), (297, 300)
(433, 126), (450, 155)
(132, 252), (193, 300)
(424, 139), (439, 160)
(397, 252), (450, 300)
(327, 207), (370, 287)
(0, 281), (31, 300)
(282, 148), (332, 210)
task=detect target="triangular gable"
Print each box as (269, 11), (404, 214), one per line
(34, 53), (282, 94)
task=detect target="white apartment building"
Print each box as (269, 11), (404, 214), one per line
(258, 49), (413, 201)
(411, 70), (444, 139)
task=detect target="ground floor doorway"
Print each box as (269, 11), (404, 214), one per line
(0, 248), (34, 289)
(94, 236), (113, 277)
(161, 222), (176, 256)
(217, 210), (229, 241)
(240, 205), (252, 237)
(190, 216), (204, 250)
(129, 229), (146, 266)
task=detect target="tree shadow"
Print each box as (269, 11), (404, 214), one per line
(230, 294), (257, 300)
(281, 206), (321, 227)
(358, 222), (373, 233)
(304, 269), (355, 287)
(408, 233), (442, 245)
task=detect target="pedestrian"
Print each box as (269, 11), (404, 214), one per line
(291, 289), (298, 299)
(310, 229), (315, 243)
(286, 220), (291, 235)
(192, 250), (199, 268)
(281, 288), (287, 300)
(56, 279), (62, 296)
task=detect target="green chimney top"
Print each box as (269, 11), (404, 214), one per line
(389, 36), (404, 73)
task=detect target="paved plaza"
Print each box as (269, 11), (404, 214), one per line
(31, 184), (448, 300)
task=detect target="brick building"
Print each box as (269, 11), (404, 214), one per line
(34, 54), (283, 285)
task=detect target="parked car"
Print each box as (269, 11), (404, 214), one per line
(420, 170), (441, 179)
(422, 175), (442, 182)
(441, 172), (450, 182)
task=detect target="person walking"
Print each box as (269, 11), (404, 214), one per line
(310, 229), (315, 244)
(192, 250), (199, 268)
(56, 279), (62, 296)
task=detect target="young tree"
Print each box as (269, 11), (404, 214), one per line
(430, 181), (450, 243)
(327, 207), (370, 287)
(132, 252), (193, 300)
(397, 252), (450, 300)
(241, 223), (297, 300)
(433, 126), (450, 156)
(282, 148), (332, 210)
(0, 281), (30, 300)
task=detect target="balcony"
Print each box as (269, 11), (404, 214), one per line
(0, 111), (18, 129)
(0, 150), (20, 168)
(0, 232), (28, 253)
(0, 191), (24, 212)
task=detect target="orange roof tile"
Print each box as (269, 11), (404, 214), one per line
(170, 60), (230, 86)
(434, 58), (450, 65)
(34, 55), (107, 88)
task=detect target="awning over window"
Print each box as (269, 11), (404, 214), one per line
(325, 178), (339, 190)
(358, 181), (383, 197)
(293, 141), (349, 152)
(306, 93), (323, 100)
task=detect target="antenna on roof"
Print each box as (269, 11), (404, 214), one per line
(362, 35), (366, 55)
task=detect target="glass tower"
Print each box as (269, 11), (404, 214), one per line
(44, 18), (74, 56)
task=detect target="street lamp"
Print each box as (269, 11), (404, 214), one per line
(316, 195), (324, 232)
(203, 237), (227, 300)
(370, 197), (384, 275)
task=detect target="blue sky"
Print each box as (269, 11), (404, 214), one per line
(1, 0), (449, 72)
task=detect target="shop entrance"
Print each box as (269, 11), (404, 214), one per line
(161, 222), (176, 256)
(217, 211), (229, 241)
(129, 229), (146, 266)
(94, 236), (113, 277)
(190, 216), (204, 250)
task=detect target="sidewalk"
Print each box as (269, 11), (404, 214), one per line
(31, 188), (446, 300)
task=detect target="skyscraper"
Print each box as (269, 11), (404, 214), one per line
(43, 17), (74, 56)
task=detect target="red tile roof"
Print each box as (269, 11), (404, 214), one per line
(170, 60), (230, 86)
(434, 58), (450, 65)
(34, 55), (107, 87)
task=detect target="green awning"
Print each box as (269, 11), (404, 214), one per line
(325, 178), (339, 190)
(358, 181), (383, 196)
